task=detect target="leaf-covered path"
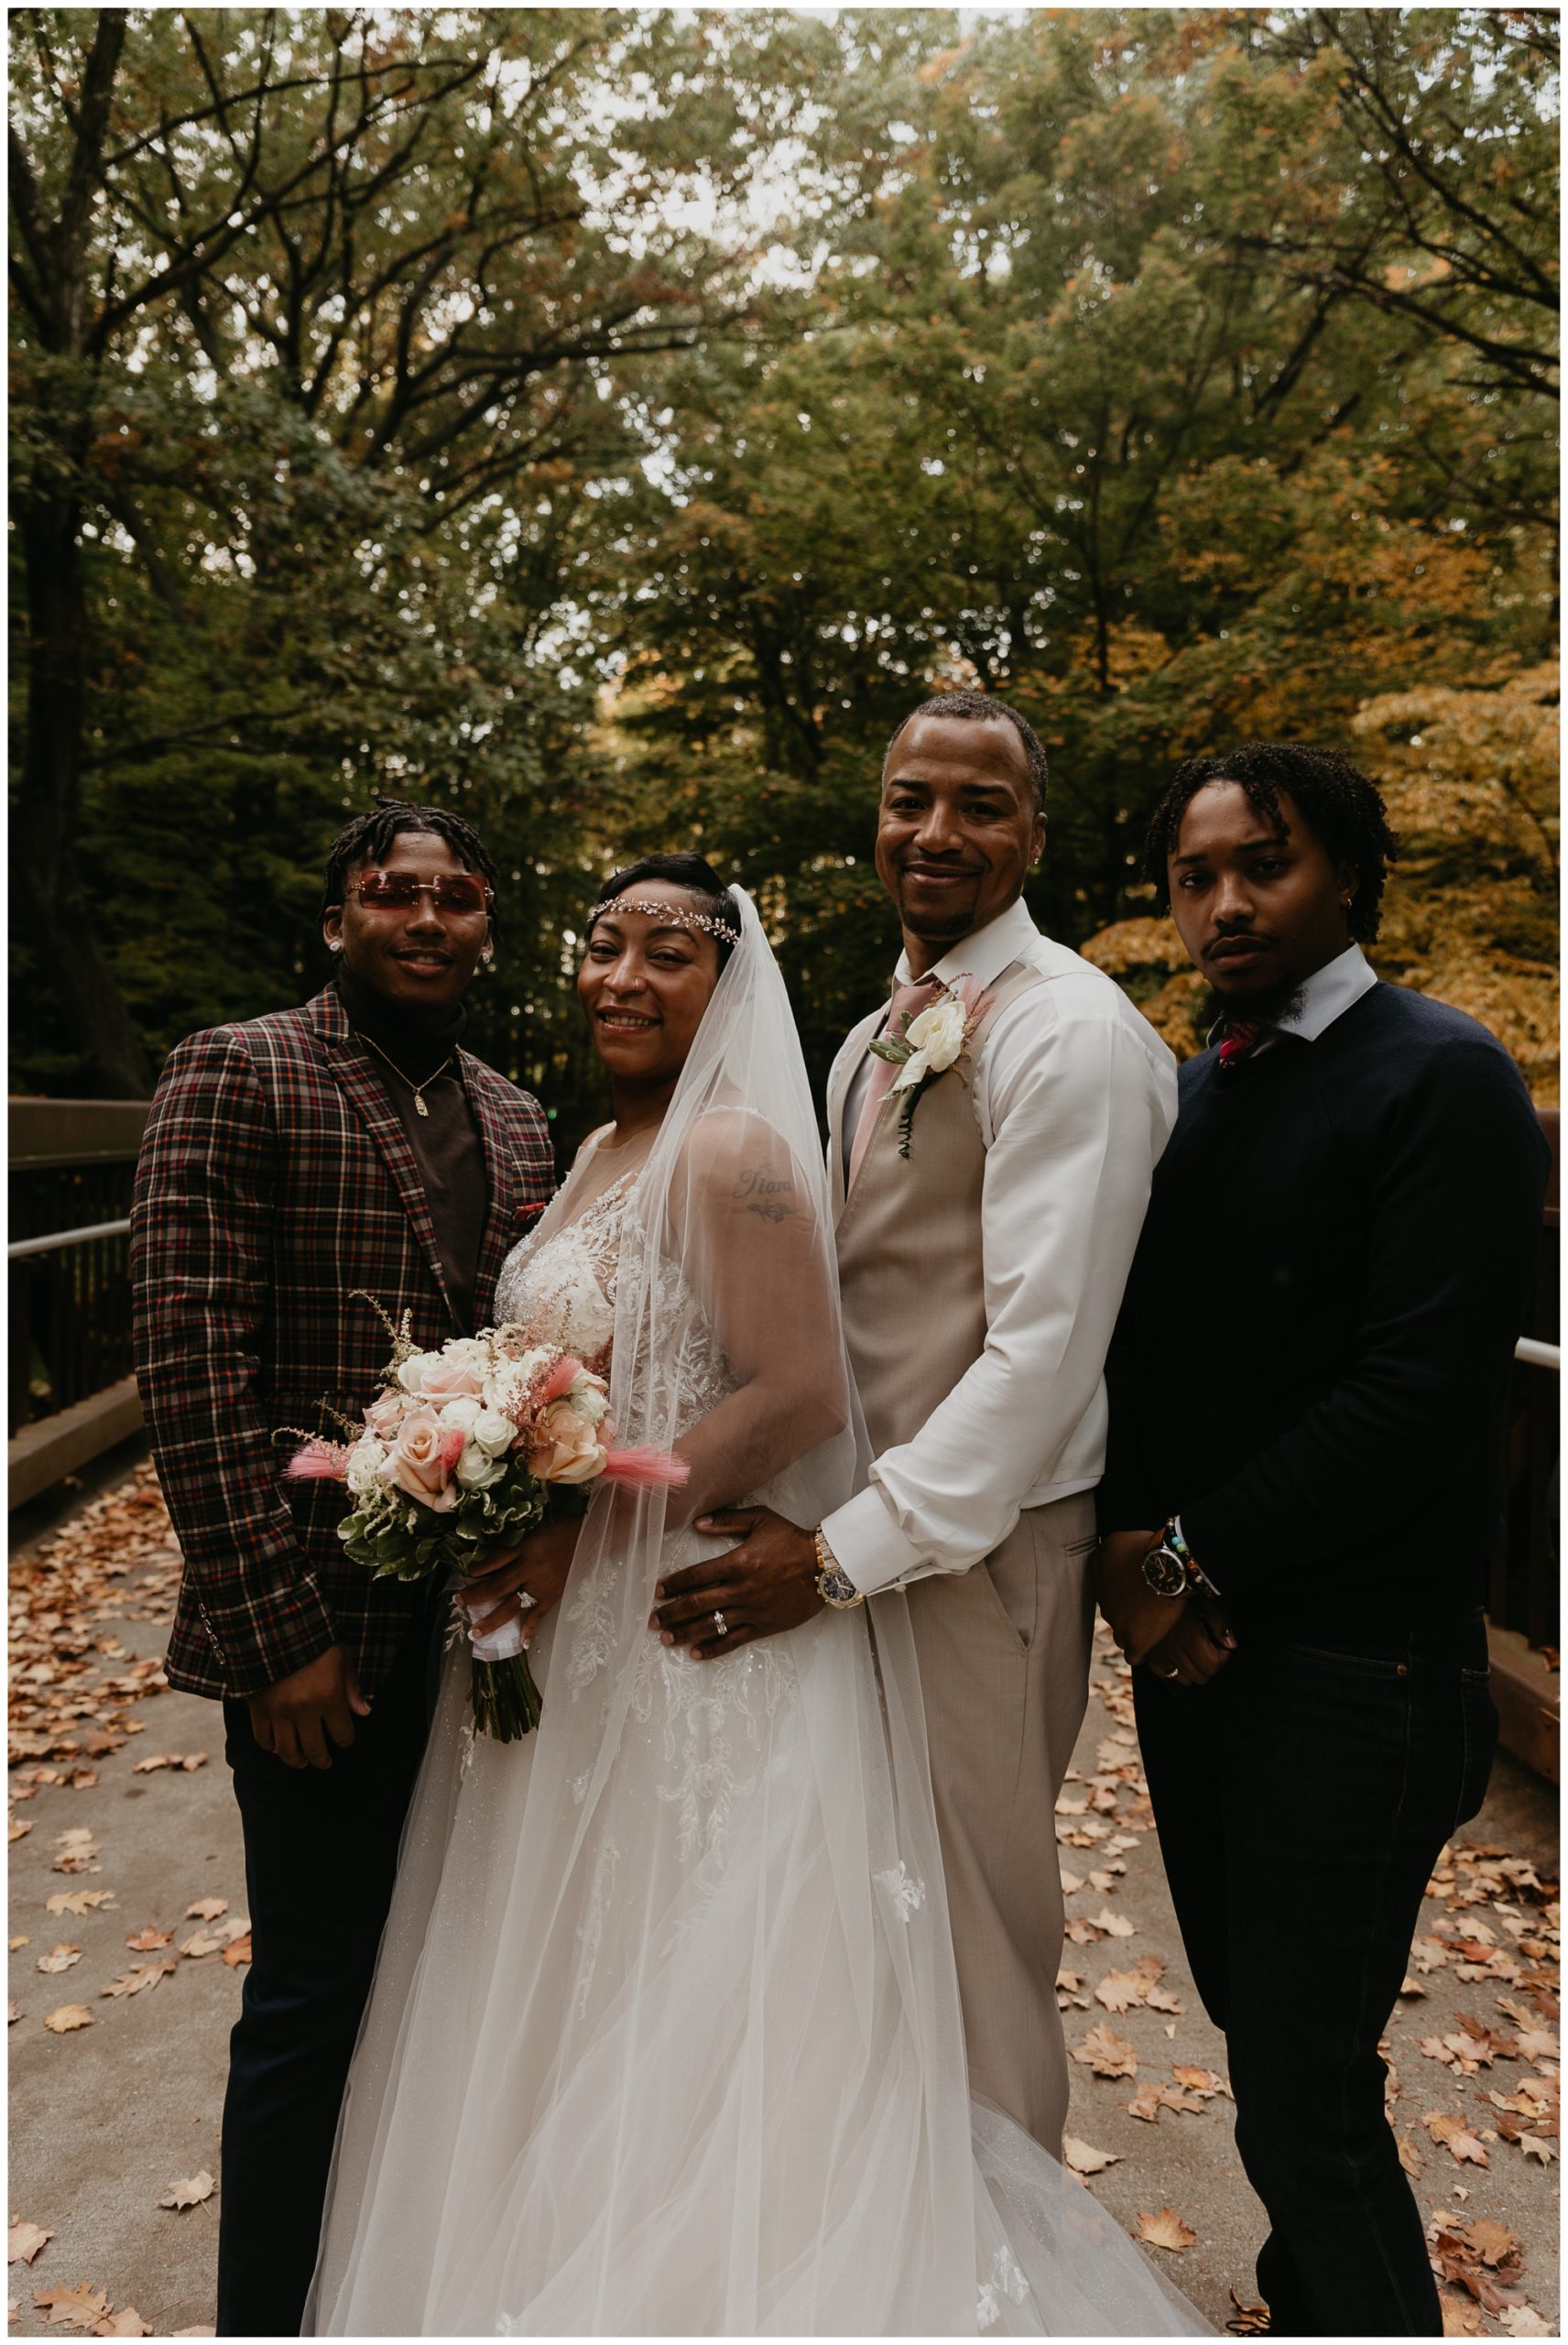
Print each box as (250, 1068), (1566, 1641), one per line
(8, 1466), (1561, 2337)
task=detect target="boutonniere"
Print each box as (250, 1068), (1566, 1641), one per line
(866, 975), (994, 1158)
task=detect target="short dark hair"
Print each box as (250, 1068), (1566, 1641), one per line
(588, 851), (741, 969)
(885, 690), (1048, 810)
(1142, 742), (1399, 943)
(322, 799), (500, 926)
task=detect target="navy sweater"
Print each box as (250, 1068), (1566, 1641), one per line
(1099, 982), (1550, 1633)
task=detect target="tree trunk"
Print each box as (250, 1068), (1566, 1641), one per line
(16, 491), (154, 1096)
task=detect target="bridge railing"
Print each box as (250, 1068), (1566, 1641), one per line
(8, 1099), (149, 1505)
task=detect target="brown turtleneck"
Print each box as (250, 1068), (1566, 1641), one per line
(335, 967), (489, 1333)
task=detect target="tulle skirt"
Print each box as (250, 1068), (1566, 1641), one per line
(306, 1535), (1204, 2336)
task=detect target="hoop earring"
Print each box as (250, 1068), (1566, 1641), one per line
(328, 941), (343, 953)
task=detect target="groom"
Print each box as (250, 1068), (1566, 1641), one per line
(131, 802), (553, 2336)
(656, 693), (1176, 2149)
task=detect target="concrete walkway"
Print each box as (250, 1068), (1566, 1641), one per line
(9, 1466), (1561, 2337)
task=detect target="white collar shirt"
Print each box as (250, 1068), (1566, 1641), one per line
(825, 896), (1179, 1595)
(1209, 943), (1379, 1058)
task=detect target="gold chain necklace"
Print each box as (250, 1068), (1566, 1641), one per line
(353, 1028), (454, 1118)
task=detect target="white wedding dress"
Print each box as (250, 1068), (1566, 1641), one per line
(306, 893), (1203, 2338)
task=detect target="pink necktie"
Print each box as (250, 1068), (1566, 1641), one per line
(847, 977), (941, 1191)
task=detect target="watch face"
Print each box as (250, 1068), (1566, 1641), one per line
(1142, 1544), (1187, 1598)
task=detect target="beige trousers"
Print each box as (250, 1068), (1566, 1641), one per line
(902, 1490), (1097, 2153)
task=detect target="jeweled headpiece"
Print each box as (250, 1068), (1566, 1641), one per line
(586, 896), (740, 944)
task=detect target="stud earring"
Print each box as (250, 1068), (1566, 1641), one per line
(481, 947), (494, 965)
(328, 941), (343, 953)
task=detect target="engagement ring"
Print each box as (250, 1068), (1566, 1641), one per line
(713, 1610), (728, 1636)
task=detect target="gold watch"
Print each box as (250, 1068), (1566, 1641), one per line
(813, 1526), (865, 1609)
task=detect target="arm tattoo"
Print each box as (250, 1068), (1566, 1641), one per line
(734, 1166), (797, 1224)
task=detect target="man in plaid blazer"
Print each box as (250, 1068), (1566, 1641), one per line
(131, 803), (553, 2336)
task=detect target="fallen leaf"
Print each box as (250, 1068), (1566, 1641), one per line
(91, 2312), (151, 2338)
(8, 1821), (32, 1844)
(45, 1892), (114, 1919)
(1465, 2219), (1521, 2270)
(35, 1947), (82, 1976)
(1094, 1969), (1145, 2014)
(41, 2005), (93, 2034)
(1441, 2293), (1486, 2336)
(32, 2283), (108, 2329)
(1423, 2112), (1490, 2167)
(221, 1935), (251, 1969)
(158, 2172), (214, 2212)
(1519, 2135), (1554, 2164)
(1399, 1975), (1428, 1999)
(8, 2001), (21, 2025)
(1069, 2023), (1137, 2079)
(1062, 2135), (1120, 2176)
(1396, 2132), (1423, 2176)
(1499, 2312), (1552, 2338)
(130, 1754), (207, 1776)
(1136, 2208), (1196, 2253)
(1171, 2065), (1230, 2099)
(7, 2224), (51, 2268)
(171, 2329), (216, 2337)
(123, 1928), (174, 1953)
(183, 1898), (228, 1924)
(1225, 2287), (1269, 2337)
(49, 1830), (100, 1876)
(1059, 1870), (1084, 1896)
(101, 1961), (178, 1999)
(179, 1930), (227, 1960)
(8, 1938), (29, 1952)
(1090, 1906), (1135, 1938)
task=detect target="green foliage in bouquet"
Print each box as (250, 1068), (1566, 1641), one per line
(337, 1467), (552, 1584)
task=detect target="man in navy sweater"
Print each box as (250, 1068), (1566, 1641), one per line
(1095, 743), (1550, 2337)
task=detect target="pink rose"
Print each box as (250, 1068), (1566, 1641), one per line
(378, 1407), (464, 1511)
(527, 1399), (608, 1486)
(418, 1355), (486, 1407)
(365, 1389), (405, 1438)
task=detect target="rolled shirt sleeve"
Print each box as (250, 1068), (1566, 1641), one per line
(822, 982), (1177, 1595)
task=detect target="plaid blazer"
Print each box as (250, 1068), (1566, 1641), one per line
(130, 987), (556, 1700)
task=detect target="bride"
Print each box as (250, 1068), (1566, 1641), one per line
(306, 856), (1203, 2337)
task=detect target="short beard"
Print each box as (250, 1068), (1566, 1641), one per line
(1201, 977), (1307, 1031)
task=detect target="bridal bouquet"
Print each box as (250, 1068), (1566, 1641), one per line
(284, 1301), (686, 1740)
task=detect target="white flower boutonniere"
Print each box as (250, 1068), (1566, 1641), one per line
(866, 974), (994, 1157)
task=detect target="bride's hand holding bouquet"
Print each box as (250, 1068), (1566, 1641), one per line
(284, 1299), (686, 1740)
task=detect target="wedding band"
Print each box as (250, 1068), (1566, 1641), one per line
(713, 1610), (728, 1636)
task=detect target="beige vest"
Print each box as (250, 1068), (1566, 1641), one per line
(833, 962), (1048, 1460)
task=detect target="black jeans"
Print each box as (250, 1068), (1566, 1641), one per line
(1135, 1612), (1497, 2338)
(215, 1599), (440, 2338)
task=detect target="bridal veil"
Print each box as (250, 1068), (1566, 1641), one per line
(306, 888), (1202, 2336)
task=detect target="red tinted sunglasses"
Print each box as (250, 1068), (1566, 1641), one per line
(350, 869), (492, 916)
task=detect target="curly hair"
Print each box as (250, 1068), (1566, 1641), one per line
(321, 800), (500, 927)
(1142, 742), (1399, 943)
(886, 690), (1049, 811)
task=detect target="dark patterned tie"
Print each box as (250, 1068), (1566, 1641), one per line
(1217, 1019), (1263, 1073)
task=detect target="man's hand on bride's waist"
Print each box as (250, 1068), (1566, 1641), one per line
(460, 1515), (580, 1651)
(650, 1506), (823, 1660)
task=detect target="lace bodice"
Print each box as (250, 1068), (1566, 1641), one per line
(495, 1162), (741, 1448)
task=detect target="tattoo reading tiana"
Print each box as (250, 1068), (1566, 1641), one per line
(734, 1166), (796, 1224)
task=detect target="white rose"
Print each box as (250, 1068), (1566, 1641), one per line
(439, 1395), (482, 1436)
(891, 995), (967, 1092)
(472, 1406), (517, 1456)
(395, 1350), (443, 1397)
(345, 1433), (385, 1500)
(456, 1442), (507, 1489)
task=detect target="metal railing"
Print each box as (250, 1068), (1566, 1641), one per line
(8, 1100), (149, 1439)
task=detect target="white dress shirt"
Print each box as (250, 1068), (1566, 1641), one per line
(1242, 942), (1378, 1050)
(822, 897), (1179, 1596)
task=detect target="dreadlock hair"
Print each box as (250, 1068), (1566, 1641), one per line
(589, 852), (742, 970)
(321, 800), (501, 931)
(1142, 742), (1399, 943)
(886, 690), (1049, 810)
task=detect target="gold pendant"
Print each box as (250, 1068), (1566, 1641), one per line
(415, 1094), (430, 1117)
